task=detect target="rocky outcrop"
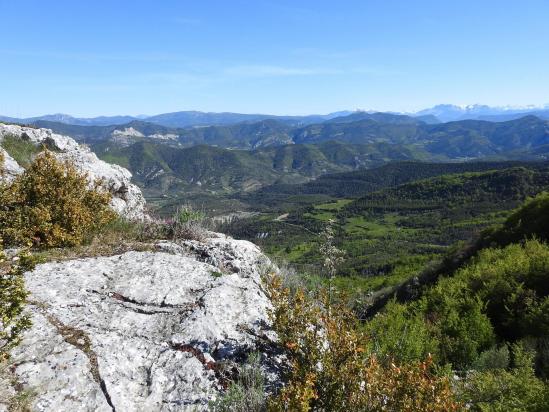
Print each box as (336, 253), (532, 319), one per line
(0, 147), (24, 181)
(6, 234), (276, 411)
(0, 123), (146, 220)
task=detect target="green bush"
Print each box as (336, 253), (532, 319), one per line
(460, 240), (549, 342)
(0, 245), (35, 360)
(419, 277), (496, 369)
(458, 344), (549, 412)
(366, 299), (438, 364)
(0, 151), (116, 247)
(473, 345), (510, 371)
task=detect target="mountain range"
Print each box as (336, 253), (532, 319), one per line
(19, 113), (549, 157)
(414, 104), (549, 122)
(0, 110), (353, 128)
(3, 109), (549, 201)
(79, 114), (549, 201)
(4, 104), (549, 128)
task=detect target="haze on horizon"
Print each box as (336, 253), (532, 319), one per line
(1, 0), (548, 118)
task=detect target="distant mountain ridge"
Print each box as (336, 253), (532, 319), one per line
(13, 113), (549, 161)
(415, 103), (549, 122)
(0, 113), (140, 126)
(0, 110), (354, 128)
(4, 103), (549, 128)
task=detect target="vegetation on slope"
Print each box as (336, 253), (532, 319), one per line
(244, 160), (545, 209)
(92, 140), (429, 199)
(218, 195), (549, 410)
(360, 194), (549, 410)
(263, 274), (460, 411)
(33, 113), (549, 161)
(0, 151), (115, 247)
(478, 192), (549, 249)
(224, 165), (549, 297)
(0, 134), (42, 168)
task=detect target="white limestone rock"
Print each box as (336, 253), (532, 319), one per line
(0, 123), (146, 220)
(8, 237), (276, 411)
(111, 127), (145, 138)
(0, 147), (24, 182)
(148, 133), (178, 141)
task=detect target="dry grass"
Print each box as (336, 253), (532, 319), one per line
(0, 361), (34, 412)
(30, 214), (212, 263)
(32, 219), (156, 263)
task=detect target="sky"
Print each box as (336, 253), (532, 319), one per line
(1, 0), (549, 117)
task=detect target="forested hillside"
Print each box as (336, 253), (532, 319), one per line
(92, 140), (428, 196)
(243, 160), (546, 209)
(361, 193), (549, 409)
(222, 164), (549, 290)
(27, 114), (549, 160)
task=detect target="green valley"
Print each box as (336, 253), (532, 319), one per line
(221, 164), (549, 297)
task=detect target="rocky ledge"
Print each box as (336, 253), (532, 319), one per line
(4, 235), (276, 411)
(0, 123), (146, 220)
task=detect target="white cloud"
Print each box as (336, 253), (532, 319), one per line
(223, 65), (338, 77)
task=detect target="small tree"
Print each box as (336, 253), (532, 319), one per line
(318, 219), (345, 308)
(0, 150), (116, 247)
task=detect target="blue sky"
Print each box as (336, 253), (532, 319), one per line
(1, 0), (548, 117)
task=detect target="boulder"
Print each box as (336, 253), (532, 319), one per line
(6, 236), (276, 411)
(0, 147), (24, 181)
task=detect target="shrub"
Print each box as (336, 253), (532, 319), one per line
(419, 278), (496, 369)
(366, 299), (438, 364)
(210, 352), (266, 412)
(458, 344), (549, 412)
(265, 274), (461, 411)
(0, 151), (33, 360)
(0, 151), (116, 247)
(457, 240), (549, 343)
(167, 205), (208, 241)
(0, 244), (35, 360)
(472, 345), (510, 371)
